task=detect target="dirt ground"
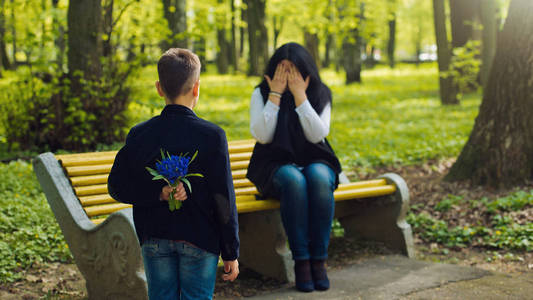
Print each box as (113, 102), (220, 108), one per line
(1, 159), (531, 299)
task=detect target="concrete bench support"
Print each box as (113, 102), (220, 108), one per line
(336, 173), (414, 258)
(238, 210), (294, 282)
(33, 153), (148, 300)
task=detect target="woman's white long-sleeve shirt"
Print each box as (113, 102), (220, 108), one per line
(249, 88), (331, 144)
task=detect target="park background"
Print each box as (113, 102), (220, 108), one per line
(0, 0), (531, 298)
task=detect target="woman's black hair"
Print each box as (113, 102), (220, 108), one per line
(258, 42), (331, 114)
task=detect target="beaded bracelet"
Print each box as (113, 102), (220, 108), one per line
(269, 91), (282, 98)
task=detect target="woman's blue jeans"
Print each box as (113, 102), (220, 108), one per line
(272, 163), (336, 260)
(141, 238), (219, 300)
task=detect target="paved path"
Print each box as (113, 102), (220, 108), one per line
(218, 255), (532, 300)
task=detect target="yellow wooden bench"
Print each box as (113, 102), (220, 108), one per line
(34, 139), (413, 299)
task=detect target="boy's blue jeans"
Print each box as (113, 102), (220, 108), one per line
(272, 163), (336, 260)
(141, 238), (219, 300)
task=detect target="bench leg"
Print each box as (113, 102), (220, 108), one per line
(238, 210), (294, 282)
(33, 154), (148, 300)
(336, 173), (415, 258)
(80, 209), (148, 300)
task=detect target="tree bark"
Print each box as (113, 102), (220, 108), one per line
(10, 0), (15, 67)
(342, 28), (362, 84)
(102, 0), (113, 57)
(240, 6), (245, 58)
(161, 0), (187, 50)
(0, 0), (11, 71)
(341, 2), (364, 84)
(230, 0), (238, 71)
(67, 0), (102, 89)
(244, 0), (268, 76)
(323, 32), (334, 68)
(215, 0), (229, 74)
(216, 30), (229, 73)
(432, 0), (458, 105)
(52, 0), (65, 72)
(387, 13), (396, 68)
(304, 31), (320, 69)
(449, 0), (480, 48)
(272, 15), (283, 49)
(480, 0), (497, 88)
(193, 37), (207, 72)
(445, 0), (533, 187)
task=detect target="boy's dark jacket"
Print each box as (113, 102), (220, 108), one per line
(107, 104), (239, 261)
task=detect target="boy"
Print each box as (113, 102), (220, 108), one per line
(108, 48), (239, 300)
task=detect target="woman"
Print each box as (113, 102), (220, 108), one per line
(246, 43), (341, 292)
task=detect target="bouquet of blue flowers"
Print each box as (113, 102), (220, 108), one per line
(146, 149), (203, 211)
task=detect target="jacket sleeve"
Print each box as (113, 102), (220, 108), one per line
(207, 129), (240, 261)
(107, 144), (163, 208)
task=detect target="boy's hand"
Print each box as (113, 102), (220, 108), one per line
(160, 182), (187, 202)
(222, 260), (239, 282)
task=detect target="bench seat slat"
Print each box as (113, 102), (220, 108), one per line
(75, 184), (108, 196)
(334, 185), (396, 201)
(71, 174), (109, 187)
(75, 181), (259, 197)
(235, 186), (258, 196)
(84, 203), (132, 217)
(65, 159), (249, 177)
(337, 179), (387, 190)
(79, 194), (116, 206)
(232, 169), (246, 179)
(56, 140), (255, 166)
(79, 185), (396, 221)
(237, 200), (280, 213)
(70, 169), (247, 187)
(233, 178), (253, 188)
(59, 151), (253, 167)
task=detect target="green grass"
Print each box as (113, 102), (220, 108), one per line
(0, 161), (71, 283)
(408, 190), (533, 251)
(0, 63), (485, 283)
(128, 63), (479, 174)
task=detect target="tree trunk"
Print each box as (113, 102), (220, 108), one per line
(161, 0), (187, 50)
(52, 0), (65, 72)
(216, 29), (229, 73)
(244, 0), (268, 76)
(102, 0), (113, 57)
(0, 0), (11, 71)
(415, 15), (422, 67)
(387, 14), (396, 68)
(304, 31), (320, 69)
(323, 32), (334, 68)
(230, 0), (238, 71)
(40, 0), (46, 50)
(193, 37), (207, 72)
(342, 28), (362, 84)
(432, 0), (458, 105)
(215, 0), (229, 74)
(449, 0), (480, 48)
(10, 0), (15, 67)
(445, 0), (533, 187)
(240, 6), (245, 58)
(67, 0), (102, 90)
(480, 0), (497, 88)
(272, 15), (283, 49)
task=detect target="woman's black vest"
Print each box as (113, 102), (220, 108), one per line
(246, 92), (342, 198)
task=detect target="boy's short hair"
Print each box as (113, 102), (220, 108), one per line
(157, 48), (201, 101)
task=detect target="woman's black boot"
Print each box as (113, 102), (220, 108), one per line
(294, 259), (314, 292)
(311, 259), (330, 291)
